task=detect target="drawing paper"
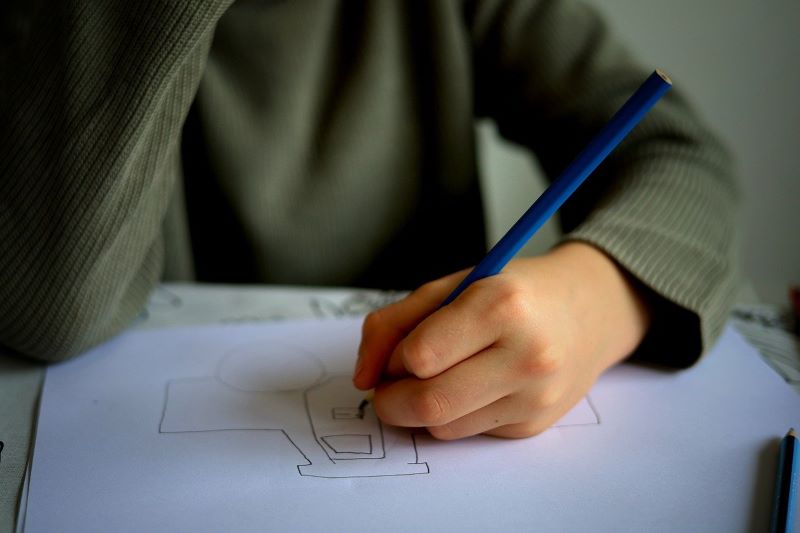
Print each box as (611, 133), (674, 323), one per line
(23, 319), (800, 532)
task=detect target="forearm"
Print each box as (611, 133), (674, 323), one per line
(0, 0), (231, 361)
(543, 242), (651, 374)
(467, 0), (739, 363)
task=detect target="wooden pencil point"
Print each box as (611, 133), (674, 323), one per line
(357, 398), (368, 419)
(357, 390), (374, 419)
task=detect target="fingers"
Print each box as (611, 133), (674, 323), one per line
(373, 345), (518, 428)
(385, 275), (542, 380)
(353, 270), (467, 390)
(425, 397), (519, 440)
(375, 359), (570, 441)
(483, 389), (586, 439)
(483, 422), (556, 439)
(373, 337), (584, 439)
(436, 389), (579, 440)
(383, 286), (506, 379)
(427, 399), (555, 440)
(422, 383), (582, 440)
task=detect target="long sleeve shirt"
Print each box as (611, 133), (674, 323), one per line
(0, 0), (739, 364)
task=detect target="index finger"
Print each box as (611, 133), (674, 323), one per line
(353, 270), (467, 390)
(382, 282), (505, 379)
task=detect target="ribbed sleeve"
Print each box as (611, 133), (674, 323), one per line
(466, 0), (739, 364)
(0, 0), (739, 366)
(0, 0), (232, 361)
(567, 125), (739, 365)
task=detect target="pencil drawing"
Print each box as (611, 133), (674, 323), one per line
(159, 337), (599, 478)
(159, 338), (429, 478)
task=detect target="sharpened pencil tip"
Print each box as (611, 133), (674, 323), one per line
(357, 391), (374, 419)
(357, 399), (370, 419)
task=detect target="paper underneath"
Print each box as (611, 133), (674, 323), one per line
(24, 319), (800, 532)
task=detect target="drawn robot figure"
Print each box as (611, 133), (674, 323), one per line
(160, 339), (429, 478)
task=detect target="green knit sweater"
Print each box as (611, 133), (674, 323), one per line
(0, 0), (738, 364)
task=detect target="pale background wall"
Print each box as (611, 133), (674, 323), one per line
(478, 0), (799, 305)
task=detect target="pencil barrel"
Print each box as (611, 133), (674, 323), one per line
(442, 70), (672, 306)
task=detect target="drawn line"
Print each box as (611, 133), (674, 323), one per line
(160, 354), (458, 479)
(320, 434), (373, 455)
(159, 428), (314, 469)
(586, 395), (601, 425)
(215, 340), (326, 393)
(410, 433), (424, 465)
(303, 380), (340, 465)
(331, 407), (362, 420)
(161, 377), (427, 477)
(299, 470), (430, 479)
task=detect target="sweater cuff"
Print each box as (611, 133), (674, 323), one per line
(564, 202), (740, 368)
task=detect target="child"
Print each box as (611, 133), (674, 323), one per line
(0, 0), (738, 439)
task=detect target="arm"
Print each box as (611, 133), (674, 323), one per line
(0, 0), (232, 361)
(466, 0), (739, 363)
(355, 242), (651, 439)
(354, 0), (738, 439)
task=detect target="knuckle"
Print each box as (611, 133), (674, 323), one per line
(518, 349), (563, 378)
(410, 387), (451, 426)
(529, 386), (563, 410)
(413, 279), (445, 302)
(490, 281), (532, 322)
(362, 309), (388, 335)
(401, 336), (438, 378)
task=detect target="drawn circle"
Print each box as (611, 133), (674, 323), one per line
(217, 339), (324, 392)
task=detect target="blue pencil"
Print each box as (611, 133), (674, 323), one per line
(441, 69), (672, 306)
(771, 428), (799, 533)
(357, 70), (672, 415)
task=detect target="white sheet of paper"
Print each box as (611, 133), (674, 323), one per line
(24, 319), (800, 532)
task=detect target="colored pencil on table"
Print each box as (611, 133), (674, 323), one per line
(771, 428), (799, 533)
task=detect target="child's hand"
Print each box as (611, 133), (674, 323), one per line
(353, 242), (651, 439)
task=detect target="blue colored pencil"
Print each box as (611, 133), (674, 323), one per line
(357, 70), (672, 412)
(771, 428), (799, 533)
(441, 70), (672, 306)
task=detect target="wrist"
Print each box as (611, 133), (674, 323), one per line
(547, 241), (652, 373)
